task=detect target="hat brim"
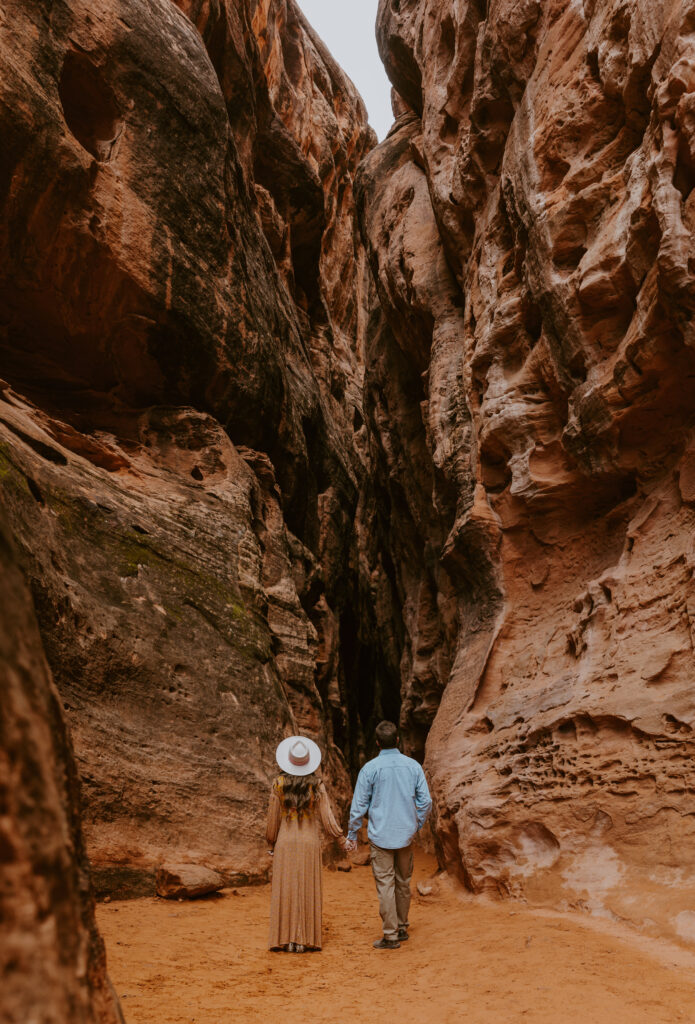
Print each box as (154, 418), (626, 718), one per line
(275, 735), (322, 776)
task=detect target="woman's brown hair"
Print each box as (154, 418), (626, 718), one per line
(275, 772), (319, 821)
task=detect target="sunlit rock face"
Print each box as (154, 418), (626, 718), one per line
(358, 0), (695, 942)
(0, 513), (124, 1024)
(0, 0), (376, 893)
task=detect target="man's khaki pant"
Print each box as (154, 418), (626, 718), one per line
(370, 842), (413, 941)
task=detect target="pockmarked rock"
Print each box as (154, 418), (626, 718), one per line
(357, 0), (695, 946)
(155, 864), (224, 900)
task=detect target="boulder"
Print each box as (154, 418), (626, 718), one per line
(155, 864), (225, 900)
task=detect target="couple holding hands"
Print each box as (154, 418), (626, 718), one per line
(266, 720), (432, 952)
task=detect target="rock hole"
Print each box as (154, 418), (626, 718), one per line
(674, 145), (695, 202)
(27, 477), (44, 504)
(440, 111), (458, 142)
(523, 299), (543, 345)
(131, 523), (149, 535)
(662, 714), (692, 734)
(586, 48), (601, 84)
(352, 406), (364, 431)
(568, 349), (587, 382)
(58, 51), (123, 162)
(557, 719), (577, 739)
(553, 243), (587, 270)
(480, 450), (512, 493)
(541, 155), (571, 192)
(191, 466), (204, 481)
(439, 15), (455, 65)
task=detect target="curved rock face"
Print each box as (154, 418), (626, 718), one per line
(0, 512), (124, 1024)
(358, 0), (695, 942)
(4, 0), (695, 961)
(0, 0), (377, 893)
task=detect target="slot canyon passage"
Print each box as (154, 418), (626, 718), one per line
(2, 0), (695, 1020)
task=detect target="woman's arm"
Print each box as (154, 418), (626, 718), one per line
(265, 787), (282, 846)
(317, 782), (345, 842)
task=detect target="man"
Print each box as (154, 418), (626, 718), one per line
(345, 720), (432, 949)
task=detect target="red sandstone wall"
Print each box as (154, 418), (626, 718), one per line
(356, 0), (695, 944)
(0, 0), (376, 892)
(0, 512), (124, 1024)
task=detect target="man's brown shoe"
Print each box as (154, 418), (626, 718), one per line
(397, 927), (409, 941)
(373, 937), (401, 949)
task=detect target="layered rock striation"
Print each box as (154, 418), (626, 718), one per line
(357, 0), (695, 943)
(0, 0), (382, 894)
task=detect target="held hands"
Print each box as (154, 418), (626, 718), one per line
(344, 838), (357, 853)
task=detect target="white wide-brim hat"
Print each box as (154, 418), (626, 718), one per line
(275, 735), (322, 776)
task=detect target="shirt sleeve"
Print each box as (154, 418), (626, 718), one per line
(317, 782), (344, 840)
(265, 785), (282, 845)
(347, 765), (373, 841)
(414, 765), (432, 830)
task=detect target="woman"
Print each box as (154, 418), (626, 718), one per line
(266, 735), (346, 952)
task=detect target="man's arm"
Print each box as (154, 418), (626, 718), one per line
(347, 765), (374, 842)
(414, 765), (432, 830)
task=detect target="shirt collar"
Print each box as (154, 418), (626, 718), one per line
(378, 748), (399, 756)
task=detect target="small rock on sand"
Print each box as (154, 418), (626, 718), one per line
(155, 864), (224, 899)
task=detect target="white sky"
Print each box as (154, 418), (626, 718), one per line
(295, 0), (393, 140)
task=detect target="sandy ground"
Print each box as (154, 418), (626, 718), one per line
(98, 851), (695, 1024)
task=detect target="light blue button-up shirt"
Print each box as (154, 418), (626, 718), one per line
(347, 748), (432, 849)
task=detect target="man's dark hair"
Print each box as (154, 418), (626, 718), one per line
(375, 720), (398, 749)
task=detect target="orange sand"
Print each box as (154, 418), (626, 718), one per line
(98, 852), (695, 1024)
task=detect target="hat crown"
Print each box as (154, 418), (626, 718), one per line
(289, 740), (310, 766)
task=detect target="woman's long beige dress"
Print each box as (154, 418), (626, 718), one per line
(266, 779), (343, 950)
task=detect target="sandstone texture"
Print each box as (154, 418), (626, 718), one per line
(0, 512), (124, 1024)
(356, 0), (695, 944)
(4, 0), (695, 977)
(155, 863), (224, 899)
(0, 0), (380, 897)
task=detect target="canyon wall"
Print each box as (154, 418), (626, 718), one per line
(0, 0), (384, 896)
(4, 0), (695, 972)
(358, 0), (695, 944)
(0, 511), (124, 1024)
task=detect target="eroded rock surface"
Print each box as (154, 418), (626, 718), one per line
(0, 0), (380, 895)
(357, 0), (695, 943)
(4, 0), (695, 965)
(0, 513), (124, 1024)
